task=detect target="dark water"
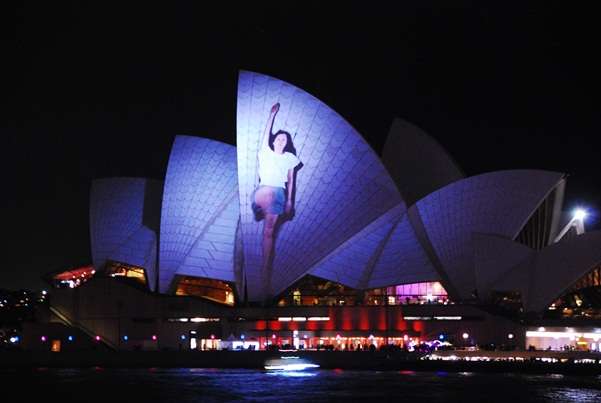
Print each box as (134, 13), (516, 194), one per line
(3, 368), (601, 402)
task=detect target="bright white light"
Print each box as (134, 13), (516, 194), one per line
(573, 208), (587, 221)
(462, 333), (469, 339)
(264, 363), (319, 371)
(507, 333), (514, 339)
(265, 357), (320, 371)
(190, 317), (217, 323)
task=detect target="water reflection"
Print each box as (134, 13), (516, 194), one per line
(266, 370), (318, 378)
(3, 368), (601, 402)
(545, 388), (601, 402)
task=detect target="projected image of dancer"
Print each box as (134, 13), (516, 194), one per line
(252, 102), (301, 281)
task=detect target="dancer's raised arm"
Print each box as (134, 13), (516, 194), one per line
(261, 103), (280, 150)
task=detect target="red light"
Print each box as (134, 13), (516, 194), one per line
(323, 308), (336, 330)
(268, 320), (282, 330)
(341, 308), (353, 330)
(395, 319), (407, 331)
(412, 321), (424, 332)
(306, 320), (318, 330)
(358, 307), (370, 330)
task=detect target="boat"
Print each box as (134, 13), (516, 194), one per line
(264, 356), (320, 371)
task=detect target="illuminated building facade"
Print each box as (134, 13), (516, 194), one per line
(28, 71), (601, 353)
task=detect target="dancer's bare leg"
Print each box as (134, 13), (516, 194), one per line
(254, 187), (280, 298)
(263, 213), (278, 270)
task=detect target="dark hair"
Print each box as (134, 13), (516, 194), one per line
(269, 130), (297, 155)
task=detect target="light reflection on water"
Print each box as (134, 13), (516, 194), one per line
(266, 370), (318, 378)
(2, 368), (601, 402)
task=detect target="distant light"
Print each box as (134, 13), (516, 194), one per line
(240, 334), (245, 340)
(508, 333), (514, 339)
(462, 333), (469, 340)
(538, 327), (546, 332)
(210, 334), (215, 340)
(41, 336), (47, 342)
(68, 336), (74, 342)
(439, 334), (445, 340)
(152, 335), (157, 341)
(180, 335), (186, 340)
(42, 290), (47, 295)
(573, 208), (587, 221)
(95, 335), (101, 341)
(123, 335), (129, 341)
(272, 334), (276, 339)
(10, 336), (19, 343)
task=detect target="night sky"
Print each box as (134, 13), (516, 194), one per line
(5, 2), (601, 290)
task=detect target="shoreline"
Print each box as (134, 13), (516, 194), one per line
(2, 350), (601, 375)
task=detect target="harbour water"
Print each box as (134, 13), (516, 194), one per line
(3, 368), (601, 402)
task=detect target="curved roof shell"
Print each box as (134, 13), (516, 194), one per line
(89, 177), (162, 290)
(415, 170), (564, 299)
(159, 136), (239, 293)
(236, 71), (403, 301)
(382, 118), (464, 206)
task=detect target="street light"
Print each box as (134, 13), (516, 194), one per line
(553, 207), (588, 242)
(573, 208), (587, 221)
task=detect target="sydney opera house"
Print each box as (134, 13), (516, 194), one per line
(25, 71), (601, 353)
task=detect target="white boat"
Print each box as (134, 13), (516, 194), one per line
(264, 356), (320, 371)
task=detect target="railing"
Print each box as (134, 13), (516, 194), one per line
(49, 305), (118, 350)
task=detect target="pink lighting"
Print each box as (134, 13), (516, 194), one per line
(95, 335), (101, 341)
(41, 336), (47, 342)
(152, 335), (157, 341)
(389, 282), (448, 304)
